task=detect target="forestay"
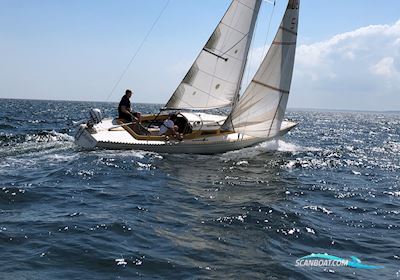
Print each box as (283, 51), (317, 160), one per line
(222, 0), (299, 138)
(165, 0), (262, 110)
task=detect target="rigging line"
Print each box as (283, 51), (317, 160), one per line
(105, 0), (170, 102)
(262, 0), (276, 59)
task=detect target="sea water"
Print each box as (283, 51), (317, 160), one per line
(0, 99), (399, 279)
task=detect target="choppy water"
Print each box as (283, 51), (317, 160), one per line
(0, 98), (399, 279)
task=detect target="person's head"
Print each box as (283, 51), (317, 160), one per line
(125, 89), (132, 98)
(169, 113), (177, 121)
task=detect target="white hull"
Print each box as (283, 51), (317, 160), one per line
(74, 114), (298, 154)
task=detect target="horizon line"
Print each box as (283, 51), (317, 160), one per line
(0, 97), (399, 113)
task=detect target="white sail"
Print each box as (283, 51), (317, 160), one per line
(165, 0), (262, 110)
(222, 0), (299, 138)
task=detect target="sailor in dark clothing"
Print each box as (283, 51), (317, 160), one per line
(118, 89), (141, 122)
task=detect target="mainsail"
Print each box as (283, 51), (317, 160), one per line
(165, 0), (262, 110)
(222, 0), (299, 138)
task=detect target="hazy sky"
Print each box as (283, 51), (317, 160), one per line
(1, 0), (400, 111)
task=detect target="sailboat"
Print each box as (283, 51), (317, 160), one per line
(74, 0), (300, 154)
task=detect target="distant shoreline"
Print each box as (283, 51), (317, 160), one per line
(0, 97), (399, 114)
